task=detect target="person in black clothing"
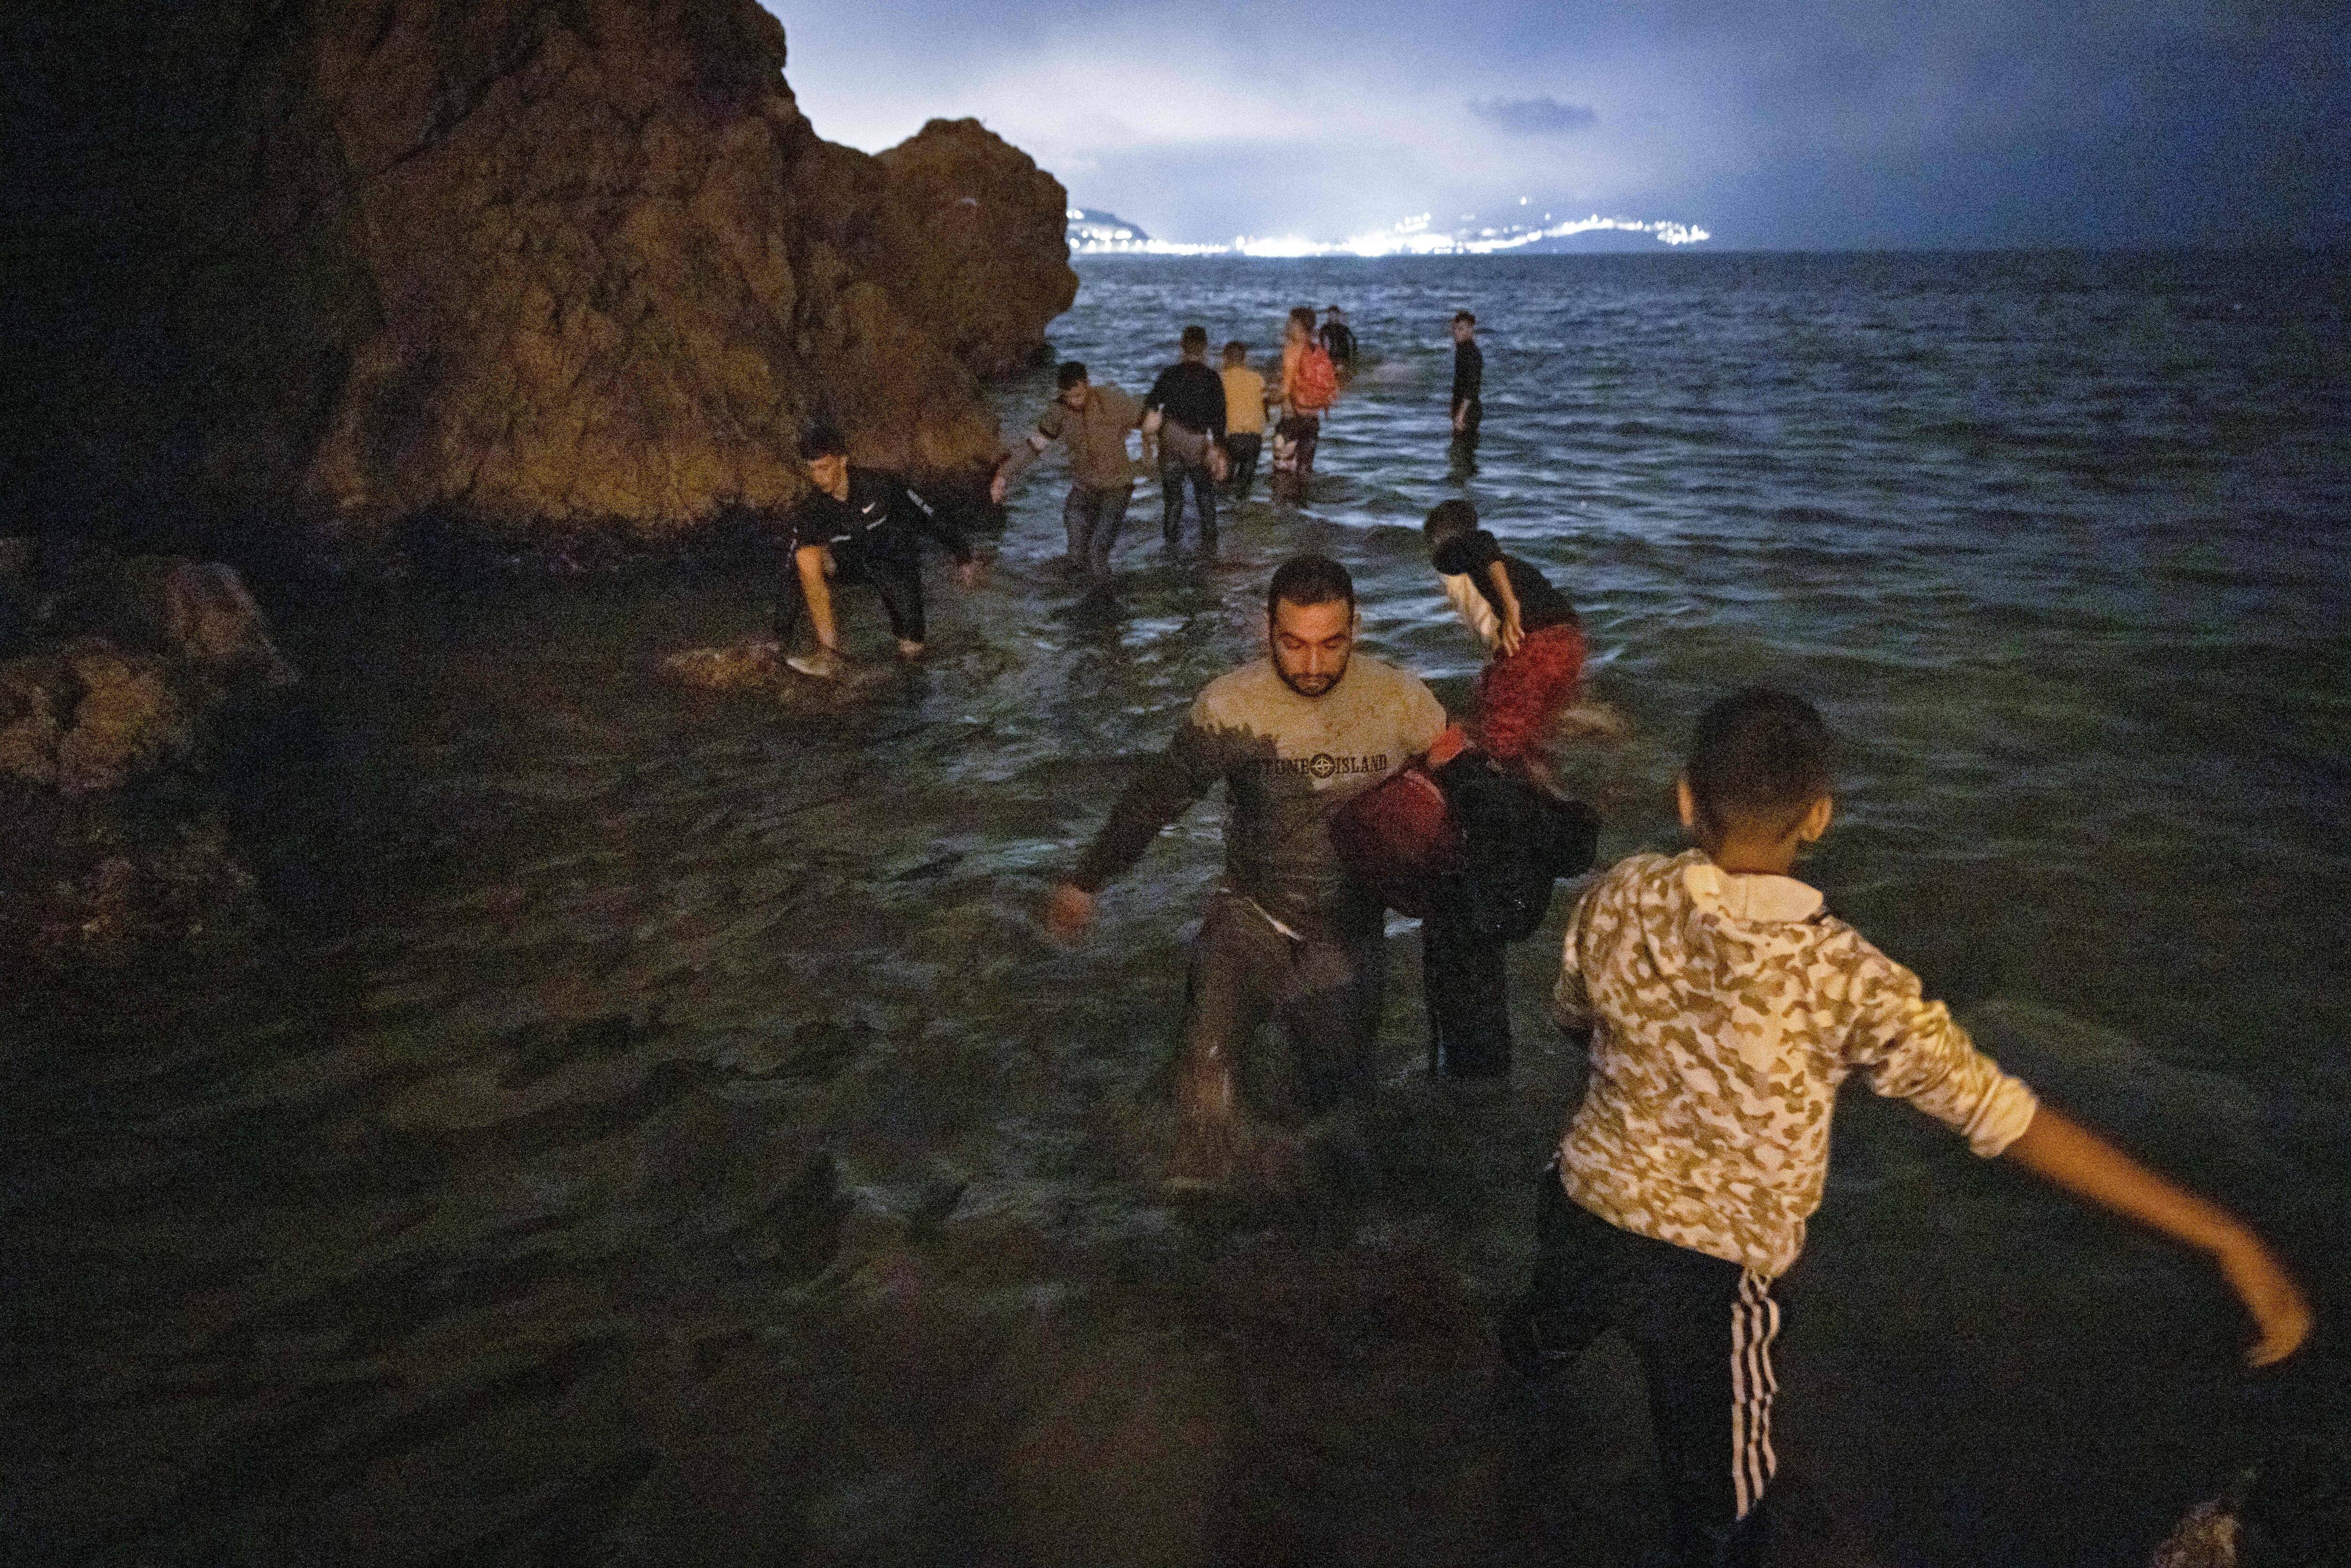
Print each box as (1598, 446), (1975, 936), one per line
(1318, 305), (1358, 373)
(779, 424), (981, 680)
(1450, 310), (1483, 450)
(1143, 324), (1228, 547)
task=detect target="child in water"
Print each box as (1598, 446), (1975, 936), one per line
(1510, 687), (2312, 1567)
(1424, 499), (1584, 790)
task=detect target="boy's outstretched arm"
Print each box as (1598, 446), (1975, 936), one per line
(1483, 559), (1525, 655)
(2001, 1104), (2313, 1366)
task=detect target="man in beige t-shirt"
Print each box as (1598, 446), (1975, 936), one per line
(1044, 556), (1447, 1188)
(993, 360), (1143, 584)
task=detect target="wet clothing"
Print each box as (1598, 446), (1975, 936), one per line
(1434, 530), (1584, 760)
(779, 469), (971, 646)
(1318, 320), (1357, 370)
(776, 553), (927, 646)
(1508, 1164), (1782, 1568)
(1002, 383), (1144, 581)
(1271, 414), (1319, 501)
(1220, 365), (1267, 435)
(783, 468), (972, 568)
(1175, 888), (1388, 1143)
(1150, 382), (1221, 544)
(1004, 383), (1144, 492)
(1432, 529), (1576, 635)
(1223, 432), (1262, 499)
(1076, 653), (1444, 1165)
(1419, 752), (1601, 1077)
(1144, 359), (1228, 442)
(1074, 653), (1447, 937)
(1160, 449), (1217, 544)
(1476, 622), (1586, 759)
(1063, 482), (1134, 581)
(1452, 337), (1483, 413)
(1553, 850), (2041, 1278)
(1424, 878), (1510, 1077)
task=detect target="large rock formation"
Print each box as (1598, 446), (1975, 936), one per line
(3, 0), (1076, 554)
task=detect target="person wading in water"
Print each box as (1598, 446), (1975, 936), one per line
(779, 425), (982, 680)
(993, 361), (1145, 585)
(1042, 555), (1447, 1189)
(1141, 324), (1229, 549)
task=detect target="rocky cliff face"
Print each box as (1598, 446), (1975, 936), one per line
(4, 0), (1076, 553)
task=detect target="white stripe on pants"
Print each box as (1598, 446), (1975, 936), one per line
(1728, 1267), (1782, 1519)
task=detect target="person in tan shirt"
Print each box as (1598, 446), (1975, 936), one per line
(1219, 341), (1269, 500)
(992, 360), (1144, 583)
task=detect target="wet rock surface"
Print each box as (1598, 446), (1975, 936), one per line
(4, 0), (1076, 553)
(0, 543), (293, 968)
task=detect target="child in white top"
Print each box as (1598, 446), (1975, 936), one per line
(1513, 687), (2311, 1567)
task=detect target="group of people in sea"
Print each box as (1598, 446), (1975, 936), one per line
(760, 305), (2321, 1567)
(989, 300), (1384, 575)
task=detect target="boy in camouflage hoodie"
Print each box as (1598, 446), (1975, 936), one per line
(1507, 687), (2310, 1567)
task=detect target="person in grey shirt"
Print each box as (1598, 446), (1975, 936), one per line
(1043, 555), (1448, 1189)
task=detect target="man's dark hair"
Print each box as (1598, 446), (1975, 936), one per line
(1289, 306), (1318, 331)
(1266, 553), (1355, 622)
(1180, 324), (1208, 352)
(801, 423), (848, 461)
(1453, 310), (1476, 326)
(1423, 498), (1477, 546)
(1223, 339), (1248, 363)
(1057, 360), (1089, 391)
(1685, 688), (1835, 841)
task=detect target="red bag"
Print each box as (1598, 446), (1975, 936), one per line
(1327, 728), (1470, 916)
(1292, 343), (1340, 412)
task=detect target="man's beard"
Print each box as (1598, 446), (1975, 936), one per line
(1277, 658), (1346, 698)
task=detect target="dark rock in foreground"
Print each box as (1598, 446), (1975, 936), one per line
(4, 0), (1077, 555)
(0, 544), (293, 968)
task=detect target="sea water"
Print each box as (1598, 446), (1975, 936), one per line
(3, 251), (2346, 1565)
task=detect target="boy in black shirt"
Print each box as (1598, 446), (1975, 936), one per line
(1414, 499), (1592, 1080)
(1425, 499), (1584, 786)
(779, 425), (980, 680)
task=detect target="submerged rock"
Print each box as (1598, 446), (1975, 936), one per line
(659, 638), (785, 693)
(5, 0), (1077, 555)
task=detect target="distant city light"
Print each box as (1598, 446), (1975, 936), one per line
(1068, 209), (1711, 257)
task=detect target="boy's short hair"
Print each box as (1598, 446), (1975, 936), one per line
(1181, 324), (1208, 351)
(800, 423), (848, 461)
(1223, 340), (1248, 363)
(1453, 310), (1476, 326)
(1423, 498), (1477, 547)
(1266, 553), (1355, 621)
(1686, 689), (1835, 841)
(1056, 360), (1089, 391)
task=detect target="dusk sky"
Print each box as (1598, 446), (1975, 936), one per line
(771, 0), (2346, 250)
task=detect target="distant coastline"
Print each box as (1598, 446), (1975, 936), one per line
(1066, 205), (1710, 257)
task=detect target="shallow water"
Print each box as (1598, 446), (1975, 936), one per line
(5, 252), (2349, 1566)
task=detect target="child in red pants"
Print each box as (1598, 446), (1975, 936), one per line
(1414, 499), (1590, 1081)
(1425, 499), (1586, 788)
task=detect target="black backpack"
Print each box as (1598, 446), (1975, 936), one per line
(1430, 753), (1601, 942)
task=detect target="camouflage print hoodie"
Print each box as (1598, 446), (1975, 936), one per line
(1552, 849), (2039, 1277)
